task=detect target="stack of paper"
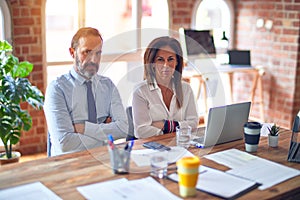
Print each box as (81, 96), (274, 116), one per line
(204, 148), (300, 190)
(168, 165), (259, 199)
(77, 177), (182, 200)
(0, 182), (62, 200)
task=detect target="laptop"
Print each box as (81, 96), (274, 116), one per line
(228, 50), (251, 66)
(191, 102), (251, 148)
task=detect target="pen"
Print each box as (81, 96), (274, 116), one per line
(108, 134), (114, 142)
(124, 140), (134, 151)
(129, 140), (134, 151)
(193, 143), (204, 148)
(107, 134), (115, 150)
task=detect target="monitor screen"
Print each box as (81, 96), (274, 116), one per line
(228, 50), (251, 65)
(184, 29), (216, 55)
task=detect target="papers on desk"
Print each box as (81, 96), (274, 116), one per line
(168, 165), (259, 199)
(204, 149), (300, 190)
(77, 176), (182, 200)
(0, 182), (62, 200)
(131, 146), (194, 167)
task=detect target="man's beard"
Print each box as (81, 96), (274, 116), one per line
(75, 56), (99, 79)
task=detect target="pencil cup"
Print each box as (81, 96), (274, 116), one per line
(176, 156), (201, 198)
(244, 122), (262, 152)
(108, 143), (131, 174)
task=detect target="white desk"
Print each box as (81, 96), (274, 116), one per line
(183, 63), (265, 122)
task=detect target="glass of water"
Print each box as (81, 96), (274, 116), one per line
(150, 154), (168, 179)
(176, 126), (192, 149)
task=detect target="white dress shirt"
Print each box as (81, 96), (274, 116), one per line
(132, 80), (198, 138)
(44, 67), (128, 156)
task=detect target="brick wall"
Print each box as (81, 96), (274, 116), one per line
(7, 0), (47, 155)
(233, 0), (300, 128)
(6, 0), (300, 155)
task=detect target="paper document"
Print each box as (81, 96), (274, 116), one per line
(204, 149), (300, 190)
(131, 146), (194, 167)
(204, 148), (257, 169)
(0, 182), (62, 200)
(168, 165), (259, 199)
(77, 177), (182, 200)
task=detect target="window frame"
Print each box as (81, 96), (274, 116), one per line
(191, 0), (235, 50)
(46, 0), (170, 67)
(0, 0), (12, 43)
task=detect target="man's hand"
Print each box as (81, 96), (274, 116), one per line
(104, 117), (112, 123)
(74, 117), (111, 134)
(73, 123), (85, 134)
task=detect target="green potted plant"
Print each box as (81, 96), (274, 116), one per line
(0, 40), (44, 164)
(267, 124), (280, 147)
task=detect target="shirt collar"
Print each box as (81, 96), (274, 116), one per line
(148, 78), (176, 94)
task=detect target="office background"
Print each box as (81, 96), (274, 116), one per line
(1, 0), (299, 155)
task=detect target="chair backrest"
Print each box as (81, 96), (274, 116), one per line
(47, 131), (51, 157)
(292, 111), (300, 132)
(126, 106), (137, 141)
(287, 111), (300, 162)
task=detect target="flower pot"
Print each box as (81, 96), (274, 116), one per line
(0, 151), (21, 165)
(268, 135), (278, 147)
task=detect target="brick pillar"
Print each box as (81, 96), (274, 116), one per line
(8, 0), (47, 155)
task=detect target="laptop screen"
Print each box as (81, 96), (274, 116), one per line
(192, 102), (251, 148)
(228, 50), (251, 65)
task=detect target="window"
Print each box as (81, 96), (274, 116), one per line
(46, 0), (169, 106)
(46, 0), (169, 62)
(0, 0), (12, 42)
(193, 0), (233, 52)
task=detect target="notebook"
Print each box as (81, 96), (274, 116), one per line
(192, 102), (251, 148)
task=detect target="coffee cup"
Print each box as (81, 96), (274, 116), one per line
(244, 122), (262, 152)
(176, 156), (200, 197)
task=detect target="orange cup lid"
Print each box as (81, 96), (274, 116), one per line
(176, 156), (200, 168)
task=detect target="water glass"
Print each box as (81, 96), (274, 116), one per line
(176, 126), (192, 149)
(150, 155), (168, 179)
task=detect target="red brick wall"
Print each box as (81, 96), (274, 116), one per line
(233, 0), (300, 128)
(5, 0), (300, 155)
(7, 0), (47, 155)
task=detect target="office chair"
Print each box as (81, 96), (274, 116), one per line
(292, 111), (300, 133)
(287, 111), (300, 162)
(47, 131), (51, 157)
(125, 106), (137, 141)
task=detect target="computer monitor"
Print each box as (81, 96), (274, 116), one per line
(179, 28), (216, 59)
